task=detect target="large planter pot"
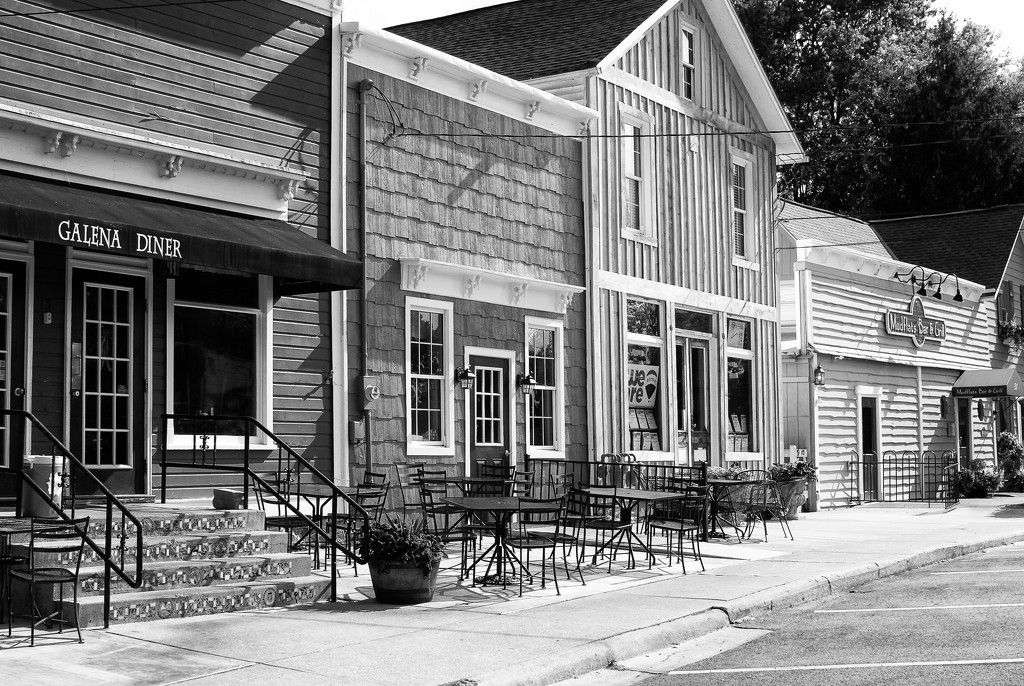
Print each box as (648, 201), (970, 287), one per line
(368, 560), (441, 605)
(775, 478), (808, 520)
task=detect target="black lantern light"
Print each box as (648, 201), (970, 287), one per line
(516, 372), (537, 397)
(812, 364), (825, 387)
(455, 366), (476, 391)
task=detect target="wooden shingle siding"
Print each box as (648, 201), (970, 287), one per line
(347, 65), (587, 473)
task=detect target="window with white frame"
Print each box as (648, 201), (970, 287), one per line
(620, 106), (655, 239)
(171, 268), (267, 440)
(680, 26), (696, 100)
(526, 318), (564, 452)
(731, 157), (751, 259)
(726, 318), (756, 453)
(626, 297), (665, 452)
(407, 298), (454, 454)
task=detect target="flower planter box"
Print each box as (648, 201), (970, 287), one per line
(369, 560), (441, 604)
(774, 478), (808, 520)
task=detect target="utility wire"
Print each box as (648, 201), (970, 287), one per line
(0, 0), (242, 19)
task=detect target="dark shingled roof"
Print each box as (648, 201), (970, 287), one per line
(871, 206), (1024, 289)
(779, 200), (892, 259)
(387, 0), (668, 82)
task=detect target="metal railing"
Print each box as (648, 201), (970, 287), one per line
(525, 456), (708, 498)
(159, 413), (370, 600)
(0, 409), (144, 628)
(847, 450), (958, 508)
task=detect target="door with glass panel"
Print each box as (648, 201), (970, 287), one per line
(0, 260), (27, 502)
(675, 338), (711, 465)
(69, 269), (146, 494)
(468, 354), (511, 474)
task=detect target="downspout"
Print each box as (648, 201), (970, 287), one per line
(358, 78), (373, 474)
(331, 4), (350, 486)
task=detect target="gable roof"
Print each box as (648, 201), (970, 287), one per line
(778, 200), (892, 259)
(871, 206), (1024, 290)
(388, 0), (805, 164)
(387, 0), (666, 82)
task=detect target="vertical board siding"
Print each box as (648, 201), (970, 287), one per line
(347, 67), (588, 476)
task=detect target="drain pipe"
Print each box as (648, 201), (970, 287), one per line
(358, 78), (373, 475)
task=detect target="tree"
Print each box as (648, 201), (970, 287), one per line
(734, 0), (1024, 217)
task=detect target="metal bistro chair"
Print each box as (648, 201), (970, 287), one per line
(326, 483), (389, 575)
(10, 517), (90, 646)
(393, 462), (424, 518)
(507, 496), (571, 596)
(418, 476), (474, 580)
(646, 487), (707, 572)
(1, 527), (28, 638)
(578, 486), (634, 571)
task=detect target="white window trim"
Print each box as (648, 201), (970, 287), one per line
(730, 151), (757, 268)
(725, 316), (761, 460)
(625, 296), (670, 458)
(164, 274), (272, 450)
(405, 297), (456, 457)
(619, 104), (657, 243)
(525, 317), (566, 458)
(679, 19), (699, 102)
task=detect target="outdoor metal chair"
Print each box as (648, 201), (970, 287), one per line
(10, 517), (90, 646)
(507, 496), (568, 596)
(646, 487), (706, 572)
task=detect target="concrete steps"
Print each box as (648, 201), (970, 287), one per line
(9, 503), (328, 627)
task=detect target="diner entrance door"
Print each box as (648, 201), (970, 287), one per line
(0, 259), (27, 502)
(69, 268), (147, 495)
(674, 338), (711, 465)
(467, 352), (512, 475)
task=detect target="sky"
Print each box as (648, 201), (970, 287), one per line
(343, 0), (1023, 59)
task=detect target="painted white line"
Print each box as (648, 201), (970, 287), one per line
(816, 602), (1024, 614)
(670, 657), (1024, 675)
(931, 569), (1024, 575)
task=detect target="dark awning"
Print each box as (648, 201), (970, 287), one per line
(0, 173), (361, 294)
(951, 368), (1024, 397)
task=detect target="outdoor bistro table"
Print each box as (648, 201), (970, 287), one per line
(441, 496), (551, 587)
(294, 483), (360, 519)
(582, 487), (687, 567)
(706, 479), (760, 540)
(0, 517), (32, 631)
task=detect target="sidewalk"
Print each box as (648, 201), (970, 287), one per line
(5, 494), (1024, 686)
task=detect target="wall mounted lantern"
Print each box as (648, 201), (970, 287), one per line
(812, 364), (826, 387)
(455, 366), (476, 391)
(516, 372), (537, 397)
(892, 266), (963, 302)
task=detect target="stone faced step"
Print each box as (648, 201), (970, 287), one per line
(73, 575), (333, 627)
(78, 508), (266, 539)
(75, 553), (314, 596)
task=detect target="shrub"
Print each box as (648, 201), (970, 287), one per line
(366, 516), (445, 576)
(707, 465), (742, 480)
(953, 458), (1003, 498)
(997, 431), (1024, 492)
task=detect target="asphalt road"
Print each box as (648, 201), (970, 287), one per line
(557, 541), (1024, 686)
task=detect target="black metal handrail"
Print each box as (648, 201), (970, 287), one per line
(159, 413), (370, 601)
(847, 450), (958, 508)
(0, 409), (144, 628)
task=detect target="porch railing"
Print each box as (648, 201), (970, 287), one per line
(159, 413), (370, 601)
(0, 409), (144, 628)
(847, 450), (958, 508)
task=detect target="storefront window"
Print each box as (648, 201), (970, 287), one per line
(172, 269), (262, 437)
(527, 321), (562, 451)
(727, 318), (755, 452)
(627, 298), (664, 451)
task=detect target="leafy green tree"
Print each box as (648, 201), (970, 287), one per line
(734, 0), (1024, 217)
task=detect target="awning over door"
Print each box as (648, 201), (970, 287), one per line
(0, 172), (361, 294)
(951, 368), (1024, 397)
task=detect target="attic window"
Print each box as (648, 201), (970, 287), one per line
(681, 28), (695, 100)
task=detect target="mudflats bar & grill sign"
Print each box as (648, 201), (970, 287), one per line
(885, 296), (946, 348)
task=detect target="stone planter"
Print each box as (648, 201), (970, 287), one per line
(775, 478), (808, 520)
(368, 560), (441, 604)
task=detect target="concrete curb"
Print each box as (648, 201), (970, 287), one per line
(457, 531), (1024, 686)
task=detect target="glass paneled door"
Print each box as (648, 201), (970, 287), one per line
(675, 338), (711, 464)
(469, 354), (511, 474)
(70, 269), (146, 494)
(0, 259), (27, 503)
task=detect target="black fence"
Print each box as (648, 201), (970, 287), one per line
(847, 450), (958, 508)
(524, 456), (708, 498)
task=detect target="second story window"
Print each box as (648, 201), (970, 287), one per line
(732, 161), (748, 258)
(620, 106), (656, 240)
(681, 28), (695, 100)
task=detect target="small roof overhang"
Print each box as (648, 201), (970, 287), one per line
(951, 368), (1024, 398)
(0, 173), (361, 295)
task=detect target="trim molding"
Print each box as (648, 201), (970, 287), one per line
(400, 258), (584, 314)
(596, 269), (777, 321)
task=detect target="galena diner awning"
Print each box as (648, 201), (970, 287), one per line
(0, 172), (362, 294)
(951, 368), (1024, 397)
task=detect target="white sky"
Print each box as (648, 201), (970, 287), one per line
(343, 0), (1023, 59)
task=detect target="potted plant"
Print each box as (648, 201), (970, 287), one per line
(768, 460), (818, 520)
(998, 320), (1024, 348)
(952, 458), (1003, 499)
(366, 516), (445, 604)
(998, 431), (1024, 492)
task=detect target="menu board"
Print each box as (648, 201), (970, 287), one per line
(629, 408), (661, 451)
